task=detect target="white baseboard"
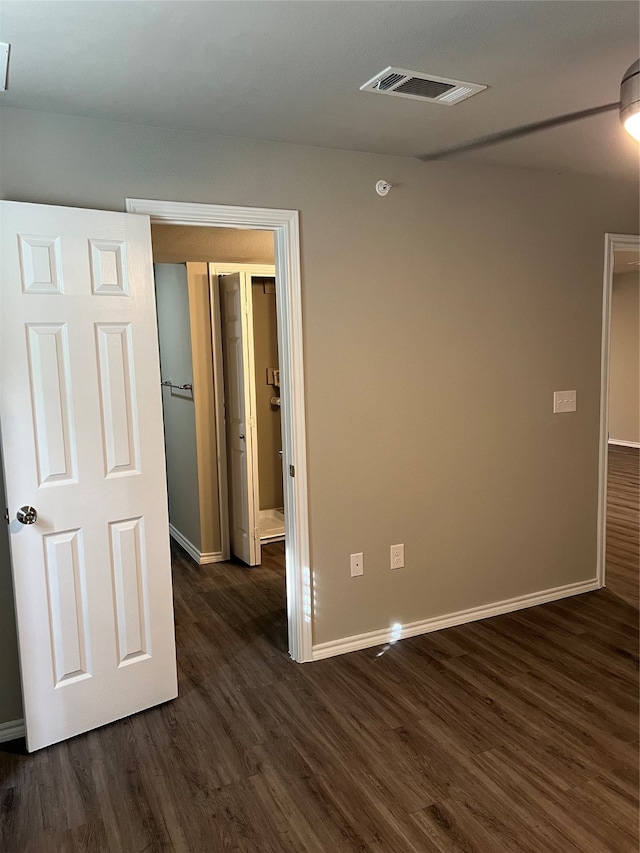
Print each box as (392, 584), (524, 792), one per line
(608, 439), (640, 449)
(0, 718), (25, 743)
(199, 551), (225, 565)
(169, 525), (224, 566)
(312, 577), (600, 661)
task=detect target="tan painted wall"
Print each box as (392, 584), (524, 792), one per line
(609, 271), (640, 444)
(252, 281), (284, 510)
(186, 263), (221, 555)
(154, 264), (201, 551)
(0, 106), (638, 721)
(152, 225), (274, 265)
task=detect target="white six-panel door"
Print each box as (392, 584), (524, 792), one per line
(219, 273), (260, 566)
(0, 201), (177, 751)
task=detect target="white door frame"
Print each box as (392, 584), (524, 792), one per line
(596, 232), (640, 588)
(210, 263), (277, 564)
(125, 199), (312, 663)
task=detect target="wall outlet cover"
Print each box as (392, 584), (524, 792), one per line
(391, 544), (404, 569)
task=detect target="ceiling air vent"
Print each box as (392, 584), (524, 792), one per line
(360, 67), (487, 106)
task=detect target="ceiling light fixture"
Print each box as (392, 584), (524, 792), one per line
(620, 60), (640, 140)
(418, 60), (640, 161)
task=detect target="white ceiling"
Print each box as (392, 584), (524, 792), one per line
(1, 1), (639, 180)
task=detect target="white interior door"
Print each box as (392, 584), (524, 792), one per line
(219, 273), (260, 565)
(0, 201), (177, 751)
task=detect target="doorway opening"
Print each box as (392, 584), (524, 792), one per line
(213, 264), (285, 564)
(597, 233), (640, 605)
(152, 243), (283, 566)
(126, 199), (312, 663)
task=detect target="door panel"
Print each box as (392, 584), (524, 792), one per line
(95, 322), (140, 475)
(109, 516), (151, 665)
(0, 201), (177, 751)
(43, 527), (91, 686)
(25, 322), (77, 484)
(219, 273), (260, 565)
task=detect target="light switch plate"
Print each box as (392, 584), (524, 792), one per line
(350, 552), (364, 577)
(553, 390), (576, 413)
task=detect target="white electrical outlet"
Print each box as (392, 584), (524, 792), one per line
(350, 552), (364, 577)
(553, 390), (577, 413)
(391, 544), (404, 569)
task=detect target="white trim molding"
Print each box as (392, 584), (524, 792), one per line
(608, 439), (640, 449)
(0, 718), (25, 743)
(312, 578), (600, 661)
(208, 262), (277, 563)
(199, 552), (224, 565)
(597, 233), (640, 589)
(126, 199), (313, 663)
(169, 525), (223, 565)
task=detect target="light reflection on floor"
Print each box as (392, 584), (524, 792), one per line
(375, 622), (402, 657)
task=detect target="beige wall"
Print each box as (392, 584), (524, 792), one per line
(152, 224), (274, 265)
(186, 262), (221, 555)
(252, 281), (284, 510)
(154, 264), (201, 551)
(0, 106), (638, 722)
(609, 270), (640, 444)
(156, 263), (222, 558)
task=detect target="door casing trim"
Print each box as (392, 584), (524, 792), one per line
(597, 233), (640, 588)
(126, 199), (312, 663)
(209, 262), (276, 564)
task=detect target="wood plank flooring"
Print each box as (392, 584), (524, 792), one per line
(0, 448), (637, 852)
(606, 444), (639, 607)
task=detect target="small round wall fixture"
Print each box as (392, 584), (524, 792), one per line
(620, 60), (640, 141)
(376, 180), (392, 196)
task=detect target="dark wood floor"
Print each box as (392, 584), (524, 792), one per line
(606, 444), (639, 608)
(1, 447), (638, 852)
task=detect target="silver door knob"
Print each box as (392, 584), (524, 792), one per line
(16, 506), (38, 525)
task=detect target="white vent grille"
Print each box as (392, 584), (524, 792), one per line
(360, 67), (486, 106)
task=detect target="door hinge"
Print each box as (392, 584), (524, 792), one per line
(248, 416), (256, 429)
(289, 464), (295, 478)
(253, 527), (259, 541)
(3, 509), (8, 524)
